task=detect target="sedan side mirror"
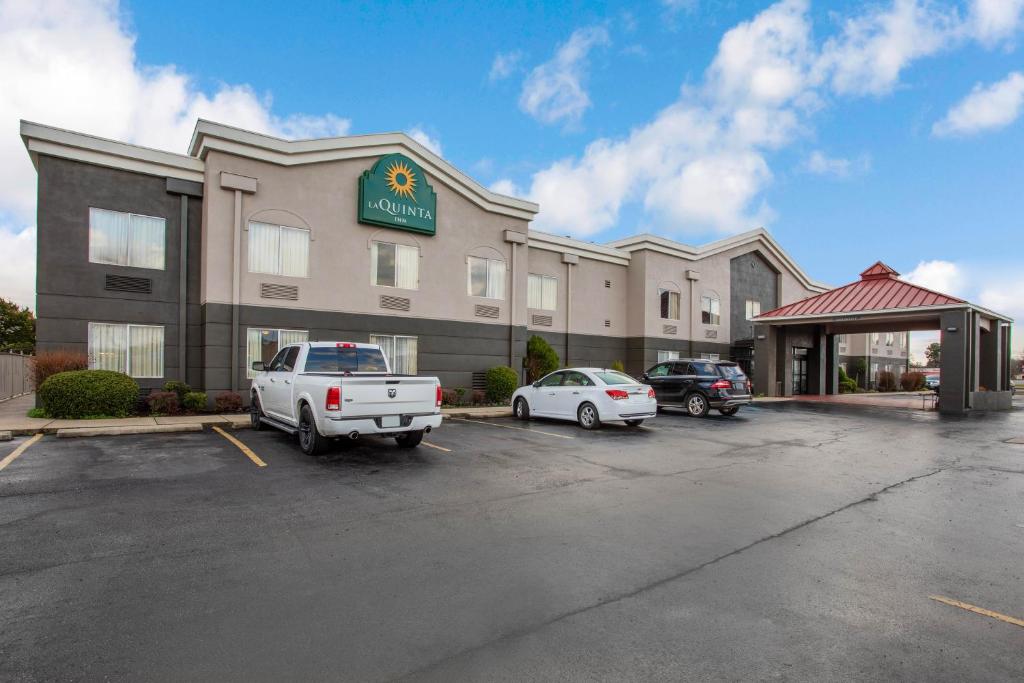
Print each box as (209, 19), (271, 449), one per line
(251, 361), (265, 372)
(532, 381), (541, 388)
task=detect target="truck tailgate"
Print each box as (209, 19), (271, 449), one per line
(339, 376), (437, 418)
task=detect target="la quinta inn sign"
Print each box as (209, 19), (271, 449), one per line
(358, 154), (437, 235)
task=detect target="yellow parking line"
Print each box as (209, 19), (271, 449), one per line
(452, 418), (575, 440)
(0, 433), (43, 472)
(929, 595), (1024, 628)
(212, 426), (267, 468)
(421, 441), (451, 452)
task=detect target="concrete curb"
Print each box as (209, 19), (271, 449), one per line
(0, 431), (11, 442)
(56, 424), (204, 438)
(442, 409), (512, 419)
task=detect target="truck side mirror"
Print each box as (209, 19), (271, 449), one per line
(251, 361), (265, 372)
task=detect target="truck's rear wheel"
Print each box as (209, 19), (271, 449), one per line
(395, 430), (424, 449)
(298, 404), (329, 456)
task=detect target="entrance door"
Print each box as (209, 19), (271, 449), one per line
(792, 348), (809, 395)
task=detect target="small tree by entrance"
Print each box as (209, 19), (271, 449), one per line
(925, 342), (941, 367)
(525, 335), (560, 383)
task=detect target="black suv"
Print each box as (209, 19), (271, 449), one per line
(641, 359), (752, 417)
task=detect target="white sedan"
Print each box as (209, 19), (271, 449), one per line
(511, 368), (657, 429)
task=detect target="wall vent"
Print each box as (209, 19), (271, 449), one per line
(663, 324), (678, 335)
(260, 283), (299, 300)
(475, 304), (500, 319)
(380, 295), (411, 311)
(604, 320), (611, 328)
(105, 274), (152, 294)
(471, 372), (487, 391)
(604, 280), (611, 288)
(705, 329), (718, 339)
(531, 314), (553, 327)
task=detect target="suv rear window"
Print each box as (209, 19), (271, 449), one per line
(594, 371), (637, 385)
(717, 364), (746, 379)
(303, 347), (389, 373)
(689, 361), (717, 376)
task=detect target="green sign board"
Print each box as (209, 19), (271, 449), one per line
(358, 154), (437, 235)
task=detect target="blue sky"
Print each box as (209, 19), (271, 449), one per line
(1, 0), (1022, 357)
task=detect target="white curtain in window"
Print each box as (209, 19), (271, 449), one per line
(369, 335), (395, 368)
(248, 222), (280, 275)
(129, 215), (166, 269)
(541, 276), (556, 310)
(129, 325), (164, 378)
(393, 336), (418, 374)
(528, 274), (543, 309)
(396, 244), (419, 289)
(487, 259), (505, 299)
(279, 329), (309, 346)
(88, 323), (127, 373)
(657, 350), (679, 363)
(246, 328), (264, 379)
(89, 208), (131, 266)
(467, 256), (487, 297)
(280, 227), (310, 277)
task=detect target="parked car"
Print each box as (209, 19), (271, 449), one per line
(250, 342), (442, 455)
(511, 368), (657, 429)
(924, 375), (940, 391)
(641, 359), (752, 417)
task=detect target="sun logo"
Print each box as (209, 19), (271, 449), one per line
(384, 161), (418, 202)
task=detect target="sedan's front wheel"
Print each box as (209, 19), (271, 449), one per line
(514, 397), (530, 421)
(685, 393), (710, 418)
(577, 402), (601, 430)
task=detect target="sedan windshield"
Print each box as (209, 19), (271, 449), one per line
(304, 347), (389, 373)
(594, 371), (638, 385)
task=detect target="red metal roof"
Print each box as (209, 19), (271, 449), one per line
(758, 261), (966, 319)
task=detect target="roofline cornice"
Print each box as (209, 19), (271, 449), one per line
(527, 230), (631, 266)
(753, 303), (1013, 324)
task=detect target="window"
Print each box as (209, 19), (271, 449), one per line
(701, 295), (721, 325)
(248, 221), (310, 277)
(527, 274), (558, 310)
(885, 332), (894, 346)
(657, 350), (680, 363)
(700, 353), (721, 361)
(838, 334), (848, 344)
(595, 371), (637, 385)
(538, 372), (565, 387)
(89, 207), (165, 270)
(369, 334), (418, 374)
(689, 361), (718, 375)
(304, 346), (389, 373)
(88, 323), (164, 378)
(246, 328), (309, 378)
(371, 242), (419, 289)
(659, 289), (680, 320)
(871, 333), (880, 345)
(467, 256), (506, 299)
(562, 371), (594, 387)
(745, 300), (761, 320)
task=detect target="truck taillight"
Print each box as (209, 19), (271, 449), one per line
(710, 379), (731, 390)
(648, 388), (656, 399)
(605, 389), (629, 400)
(326, 386), (341, 411)
(436, 383), (442, 407)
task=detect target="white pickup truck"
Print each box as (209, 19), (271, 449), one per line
(249, 341), (443, 455)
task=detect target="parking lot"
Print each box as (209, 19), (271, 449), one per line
(1, 402), (1023, 681)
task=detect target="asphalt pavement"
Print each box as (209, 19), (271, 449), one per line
(0, 402), (1022, 681)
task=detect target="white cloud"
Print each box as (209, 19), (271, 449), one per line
(407, 126), (443, 156)
(904, 259), (965, 296)
(0, 223), (35, 309)
(519, 25), (610, 126)
(488, 179), (522, 197)
(969, 0), (1024, 46)
(489, 51), (523, 82)
(932, 71), (1024, 136)
(802, 150), (870, 177)
(0, 0), (349, 309)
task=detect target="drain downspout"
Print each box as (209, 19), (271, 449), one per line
(219, 172), (257, 391)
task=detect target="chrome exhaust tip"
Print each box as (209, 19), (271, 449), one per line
(424, 426), (432, 433)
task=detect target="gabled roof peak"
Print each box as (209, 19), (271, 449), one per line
(860, 261), (899, 280)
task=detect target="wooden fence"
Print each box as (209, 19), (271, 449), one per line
(0, 352), (32, 402)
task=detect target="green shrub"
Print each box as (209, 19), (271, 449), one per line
(147, 391), (181, 415)
(900, 371), (925, 391)
(839, 378), (858, 394)
(38, 370), (139, 419)
(163, 380), (192, 401)
(610, 360), (625, 372)
(183, 391), (208, 412)
(525, 335), (560, 383)
(485, 366), (518, 403)
(215, 391), (243, 413)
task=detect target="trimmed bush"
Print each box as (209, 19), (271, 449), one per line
(901, 371), (926, 391)
(485, 366), (518, 403)
(471, 389), (486, 405)
(38, 370), (139, 419)
(214, 391), (243, 413)
(877, 370), (897, 392)
(31, 350), (88, 388)
(610, 360), (625, 373)
(183, 391), (208, 412)
(163, 380), (192, 402)
(147, 391), (181, 416)
(525, 335), (560, 383)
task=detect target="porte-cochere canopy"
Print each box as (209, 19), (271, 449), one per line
(750, 262), (1013, 414)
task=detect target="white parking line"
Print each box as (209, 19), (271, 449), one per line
(451, 418), (575, 440)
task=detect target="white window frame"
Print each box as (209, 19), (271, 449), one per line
(369, 334), (418, 375)
(745, 300), (761, 321)
(466, 256), (506, 300)
(701, 294), (721, 326)
(247, 221), (311, 278)
(88, 207), (166, 270)
(246, 328), (309, 379)
(700, 353), (721, 361)
(658, 289), (681, 320)
(528, 273), (558, 311)
(371, 241), (419, 290)
(87, 322), (165, 378)
(657, 350), (680, 363)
